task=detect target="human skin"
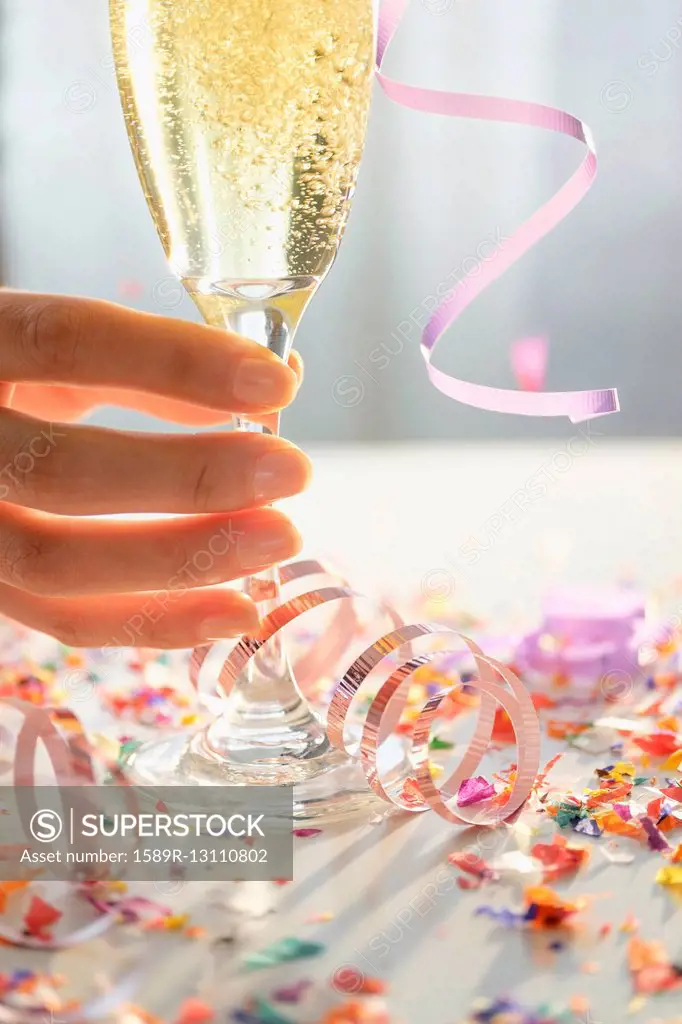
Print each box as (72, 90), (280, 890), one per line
(0, 290), (311, 648)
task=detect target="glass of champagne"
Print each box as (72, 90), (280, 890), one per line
(110, 0), (390, 819)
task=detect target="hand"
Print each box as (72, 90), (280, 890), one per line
(0, 290), (311, 648)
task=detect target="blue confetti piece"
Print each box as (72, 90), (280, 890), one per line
(573, 817), (602, 837)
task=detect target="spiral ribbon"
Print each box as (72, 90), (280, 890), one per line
(190, 560), (541, 826)
(377, 0), (619, 422)
(0, 698), (142, 952)
(189, 0), (627, 826)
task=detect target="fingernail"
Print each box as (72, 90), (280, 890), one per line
(234, 357), (295, 407)
(238, 520), (301, 570)
(254, 448), (311, 504)
(201, 616), (254, 641)
(201, 605), (260, 640)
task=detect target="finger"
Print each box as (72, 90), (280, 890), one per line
(0, 291), (298, 415)
(10, 349), (304, 427)
(289, 350), (304, 389)
(0, 506), (302, 597)
(0, 410), (312, 514)
(0, 582), (261, 649)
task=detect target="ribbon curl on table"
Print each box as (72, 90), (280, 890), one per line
(0, 698), (148, 949)
(191, 560), (541, 826)
(377, 0), (619, 423)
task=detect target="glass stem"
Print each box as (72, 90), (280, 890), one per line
(230, 418), (301, 716)
(205, 292), (327, 760)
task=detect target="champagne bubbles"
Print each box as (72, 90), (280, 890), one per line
(111, 0), (374, 282)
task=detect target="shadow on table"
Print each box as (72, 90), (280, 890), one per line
(281, 814), (508, 981)
(280, 809), (417, 914)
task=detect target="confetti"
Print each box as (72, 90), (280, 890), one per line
(640, 816), (670, 852)
(655, 865), (682, 891)
(429, 736), (455, 751)
(530, 835), (590, 881)
(463, 996), (574, 1023)
(457, 776), (496, 808)
(243, 938), (326, 970)
(628, 936), (682, 995)
(23, 897), (62, 940)
(476, 885), (585, 932)
(241, 1000), (295, 1024)
(174, 999), (215, 1024)
(2, 566), (682, 1019)
(270, 980), (313, 1004)
(489, 851), (543, 887)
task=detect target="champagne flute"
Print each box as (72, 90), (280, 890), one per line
(110, 0), (388, 818)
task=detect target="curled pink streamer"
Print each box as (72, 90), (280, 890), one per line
(190, 560), (541, 826)
(0, 942), (158, 1024)
(0, 700), (142, 949)
(377, 0), (619, 422)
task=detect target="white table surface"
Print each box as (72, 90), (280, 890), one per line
(287, 440), (682, 616)
(7, 442), (682, 1024)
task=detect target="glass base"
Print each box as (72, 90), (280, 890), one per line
(122, 727), (410, 824)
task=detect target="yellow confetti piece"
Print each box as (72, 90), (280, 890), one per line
(620, 912), (640, 933)
(612, 761), (636, 781)
(163, 914), (189, 930)
(180, 714), (198, 726)
(656, 865), (682, 889)
(407, 683), (428, 705)
(627, 996), (646, 1014)
(662, 749), (682, 771)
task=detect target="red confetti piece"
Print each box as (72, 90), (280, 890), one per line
(447, 852), (495, 881)
(633, 733), (680, 757)
(628, 937), (682, 995)
(23, 896), (62, 939)
(531, 835), (590, 881)
(174, 998), (215, 1024)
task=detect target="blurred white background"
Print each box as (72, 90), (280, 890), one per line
(1, 0), (680, 443)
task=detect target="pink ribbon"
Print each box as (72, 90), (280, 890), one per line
(377, 0), (619, 423)
(191, 560), (541, 826)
